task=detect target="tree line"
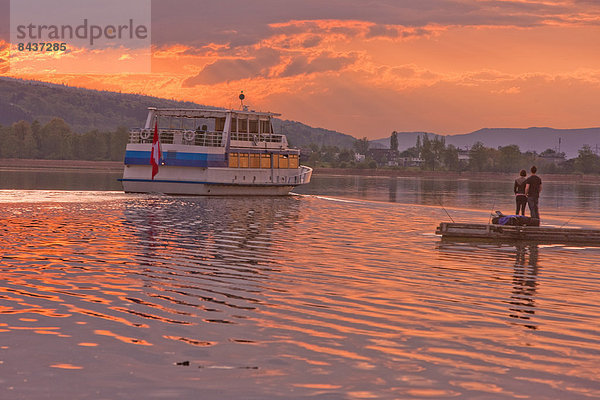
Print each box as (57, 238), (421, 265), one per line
(403, 134), (600, 174)
(2, 119), (600, 174)
(0, 119), (128, 161)
(303, 140), (380, 169)
(303, 133), (600, 174)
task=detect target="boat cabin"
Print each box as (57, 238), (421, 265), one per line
(129, 108), (290, 150)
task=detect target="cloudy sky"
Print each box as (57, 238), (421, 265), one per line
(2, 0), (600, 138)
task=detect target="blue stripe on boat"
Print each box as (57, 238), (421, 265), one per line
(124, 150), (227, 167)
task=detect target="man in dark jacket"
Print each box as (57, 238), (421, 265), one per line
(525, 166), (542, 219)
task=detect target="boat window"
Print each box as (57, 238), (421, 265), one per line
(229, 153), (239, 168)
(215, 117), (226, 132)
(279, 154), (289, 169)
(249, 120), (258, 134)
(272, 154), (279, 169)
(239, 153), (249, 168)
(192, 118), (213, 132)
(157, 118), (168, 129)
(230, 118), (237, 133)
(289, 154), (299, 169)
(249, 153), (260, 168)
(238, 118), (248, 133)
(260, 120), (271, 135)
(260, 154), (271, 168)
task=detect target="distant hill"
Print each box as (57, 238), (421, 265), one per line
(4, 77), (599, 157)
(373, 128), (600, 158)
(0, 77), (356, 149)
(274, 120), (356, 149)
(0, 77), (203, 133)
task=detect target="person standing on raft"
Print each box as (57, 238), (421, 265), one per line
(525, 166), (542, 220)
(514, 169), (528, 216)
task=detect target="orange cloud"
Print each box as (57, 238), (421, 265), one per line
(0, 40), (9, 74)
(3, 16), (600, 139)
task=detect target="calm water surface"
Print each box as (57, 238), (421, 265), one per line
(1, 171), (599, 399)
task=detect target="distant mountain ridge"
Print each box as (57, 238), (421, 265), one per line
(0, 77), (356, 149)
(372, 127), (600, 158)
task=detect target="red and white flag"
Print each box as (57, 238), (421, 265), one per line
(150, 120), (162, 180)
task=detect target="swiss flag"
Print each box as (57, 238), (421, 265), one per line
(150, 120), (162, 180)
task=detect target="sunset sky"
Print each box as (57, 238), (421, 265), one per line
(1, 0), (600, 139)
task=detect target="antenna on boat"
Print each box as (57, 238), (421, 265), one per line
(239, 91), (248, 111)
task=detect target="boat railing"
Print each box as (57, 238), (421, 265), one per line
(129, 128), (224, 147)
(129, 128), (286, 147)
(229, 133), (285, 143)
(298, 165), (313, 184)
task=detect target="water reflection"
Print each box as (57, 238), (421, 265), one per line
(295, 174), (600, 217)
(1, 183), (600, 399)
(0, 169), (123, 191)
(388, 177), (397, 203)
(436, 241), (542, 331)
(509, 244), (539, 330)
(3, 169), (600, 216)
(119, 197), (303, 350)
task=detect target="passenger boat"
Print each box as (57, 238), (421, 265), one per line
(436, 222), (600, 245)
(121, 106), (312, 195)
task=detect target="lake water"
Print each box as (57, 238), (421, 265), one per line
(1, 170), (599, 399)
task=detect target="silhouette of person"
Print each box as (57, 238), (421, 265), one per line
(525, 166), (542, 220)
(514, 169), (527, 215)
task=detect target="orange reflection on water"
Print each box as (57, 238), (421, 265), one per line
(1, 191), (600, 399)
(293, 383), (342, 389)
(65, 305), (149, 329)
(0, 205), (153, 343)
(0, 307), (71, 318)
(403, 389), (459, 398)
(93, 330), (152, 346)
(163, 335), (214, 346)
(280, 354), (330, 367)
(50, 364), (84, 370)
(2, 324), (68, 337)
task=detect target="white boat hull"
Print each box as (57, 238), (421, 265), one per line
(121, 165), (311, 196)
(122, 180), (295, 195)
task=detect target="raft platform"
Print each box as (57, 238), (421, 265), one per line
(436, 222), (600, 244)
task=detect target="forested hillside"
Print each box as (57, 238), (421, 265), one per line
(0, 119), (128, 161)
(0, 78), (357, 156)
(275, 120), (355, 149)
(0, 78), (202, 132)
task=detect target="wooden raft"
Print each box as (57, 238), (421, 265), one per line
(436, 222), (600, 244)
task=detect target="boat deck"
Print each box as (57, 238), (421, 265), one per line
(436, 222), (600, 244)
